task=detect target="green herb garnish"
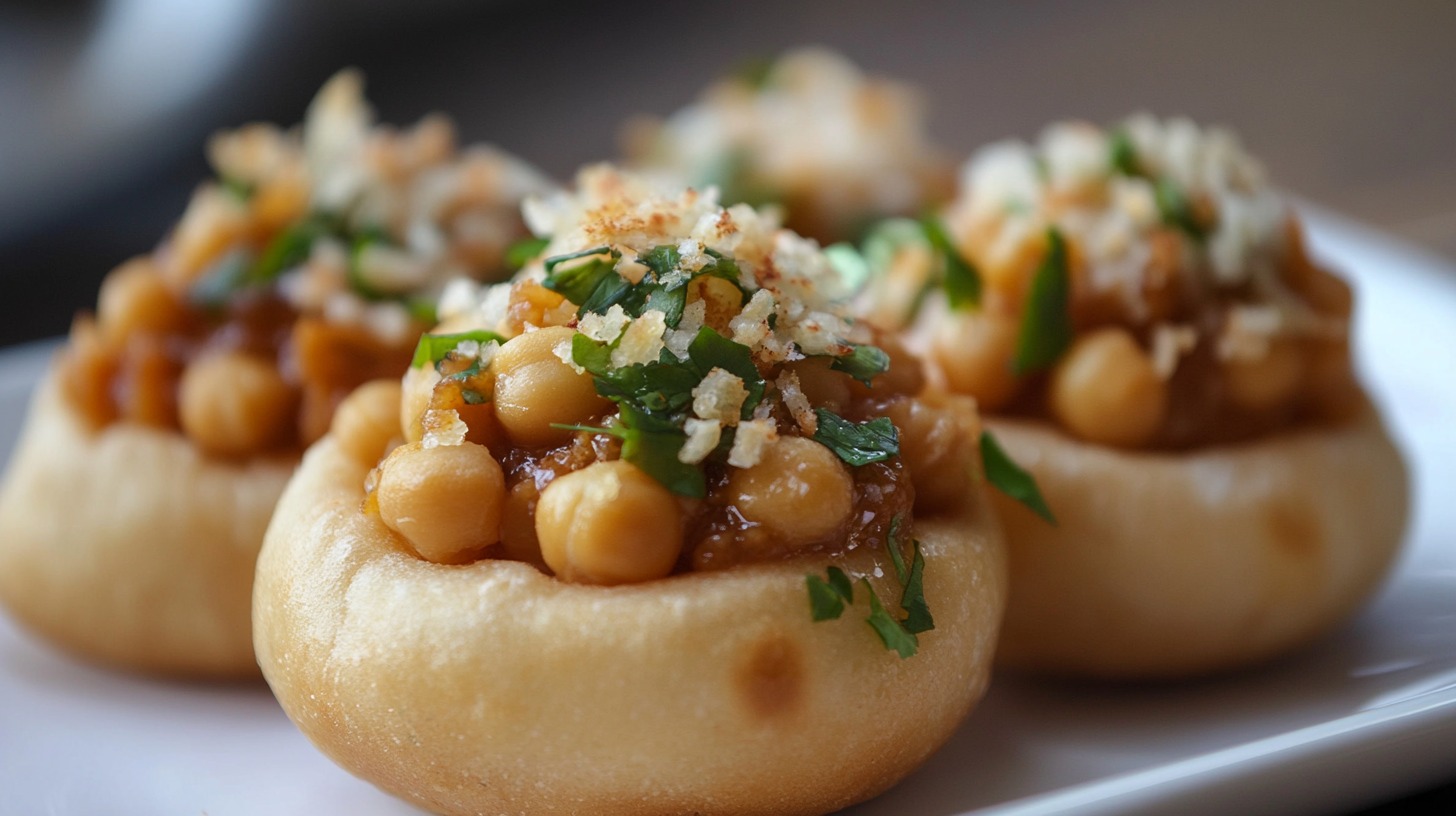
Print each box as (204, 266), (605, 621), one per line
(188, 249), (252, 309)
(828, 343), (890, 387)
(410, 330), (507, 370)
(922, 215), (982, 309)
(806, 566), (854, 621)
(812, 409), (899, 467)
(824, 242), (871, 296)
(864, 580), (919, 659)
(980, 430), (1056, 524)
(505, 236), (551, 269)
(554, 404), (705, 498)
(900, 540), (934, 634)
(1108, 128), (1141, 177)
(1011, 227), (1073, 375)
(220, 176), (254, 202)
(1155, 178), (1209, 243)
(347, 226), (395, 300)
(247, 215), (338, 286)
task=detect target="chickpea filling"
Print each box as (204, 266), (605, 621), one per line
(868, 116), (1361, 450)
(362, 167), (995, 589)
(623, 48), (950, 244)
(56, 72), (547, 458)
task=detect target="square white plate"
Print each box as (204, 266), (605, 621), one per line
(1, 206), (1452, 816)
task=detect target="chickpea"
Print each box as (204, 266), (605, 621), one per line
(166, 187), (251, 285)
(1049, 328), (1167, 448)
(725, 436), (854, 547)
(97, 259), (184, 341)
(332, 380), (404, 466)
(932, 311), (1022, 410)
(377, 441), (505, 564)
(1221, 337), (1306, 413)
(536, 460), (683, 585)
(687, 275), (744, 333)
(784, 357), (851, 412)
(116, 335), (180, 428)
(490, 327), (609, 448)
(179, 351), (297, 457)
(883, 392), (982, 514)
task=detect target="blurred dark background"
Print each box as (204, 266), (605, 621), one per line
(3, 0), (1454, 350)
(0, 1), (1454, 811)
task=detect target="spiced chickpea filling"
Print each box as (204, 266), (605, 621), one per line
(56, 71), (547, 458)
(866, 115), (1361, 450)
(358, 167), (1038, 643)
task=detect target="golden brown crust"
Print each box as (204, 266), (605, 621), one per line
(988, 407), (1409, 679)
(253, 421), (1006, 815)
(0, 366), (293, 678)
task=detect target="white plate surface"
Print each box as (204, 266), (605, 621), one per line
(1, 207), (1453, 816)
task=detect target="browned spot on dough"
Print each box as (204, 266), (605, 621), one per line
(1265, 500), (1323, 559)
(736, 634), (804, 720)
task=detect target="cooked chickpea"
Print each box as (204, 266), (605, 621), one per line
(1049, 328), (1167, 448)
(687, 275), (744, 333)
(1221, 338), (1305, 413)
(179, 351), (297, 457)
(784, 357), (851, 411)
(490, 327), (609, 447)
(535, 460), (683, 585)
(332, 380), (404, 465)
(933, 311), (1022, 410)
(725, 436), (854, 546)
(377, 441), (505, 564)
(97, 259), (183, 340)
(884, 393), (982, 514)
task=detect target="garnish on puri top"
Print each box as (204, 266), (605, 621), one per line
(375, 165), (1042, 659)
(858, 115), (1362, 450)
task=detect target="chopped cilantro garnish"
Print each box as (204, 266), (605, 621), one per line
(505, 236), (551, 269)
(347, 226), (395, 300)
(980, 430), (1056, 524)
(1011, 227), (1073, 375)
(900, 540), (934, 634)
(188, 249), (252, 309)
(1108, 128), (1141, 177)
(921, 215), (982, 310)
(1155, 178), (1209, 242)
(863, 580), (919, 658)
(220, 176), (254, 202)
(410, 330), (507, 370)
(247, 215), (337, 286)
(885, 515), (908, 584)
(687, 327), (764, 417)
(823, 242), (871, 296)
(554, 406), (705, 498)
(542, 246), (623, 311)
(812, 409), (899, 467)
(806, 566), (853, 621)
(828, 344), (890, 387)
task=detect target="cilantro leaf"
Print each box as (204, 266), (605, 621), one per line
(1011, 227), (1073, 375)
(885, 515), (908, 584)
(806, 566), (854, 621)
(980, 430), (1056, 524)
(506, 236), (551, 269)
(863, 579), (918, 658)
(571, 335), (698, 416)
(346, 226), (395, 300)
(637, 245), (681, 278)
(1155, 178), (1209, 243)
(922, 215), (982, 309)
(824, 242), (871, 296)
(542, 246), (624, 312)
(1108, 128), (1141, 177)
(687, 327), (765, 418)
(189, 249), (252, 309)
(813, 409), (899, 467)
(616, 404), (705, 498)
(900, 540), (934, 634)
(828, 344), (890, 387)
(411, 330), (507, 370)
(248, 215), (338, 286)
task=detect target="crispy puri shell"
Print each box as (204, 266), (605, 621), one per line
(253, 420), (1006, 816)
(0, 368), (293, 678)
(988, 407), (1409, 680)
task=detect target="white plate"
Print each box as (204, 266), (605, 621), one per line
(1, 207), (1453, 816)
